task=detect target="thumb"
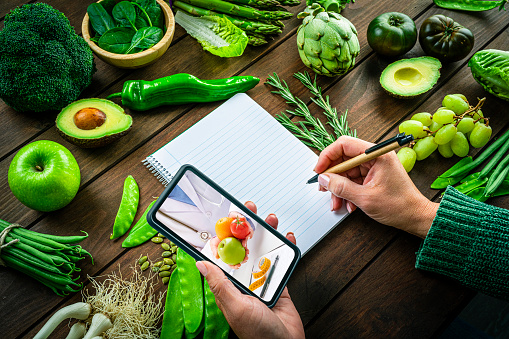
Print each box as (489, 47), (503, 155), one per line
(319, 173), (364, 203)
(196, 261), (242, 304)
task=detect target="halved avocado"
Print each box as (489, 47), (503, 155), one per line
(56, 98), (133, 148)
(380, 56), (441, 98)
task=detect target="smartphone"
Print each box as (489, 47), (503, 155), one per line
(147, 164), (301, 308)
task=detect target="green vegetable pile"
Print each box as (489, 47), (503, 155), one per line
(0, 3), (95, 112)
(173, 0), (299, 47)
(0, 219), (93, 297)
(161, 249), (229, 339)
(432, 129), (509, 201)
(87, 0), (165, 54)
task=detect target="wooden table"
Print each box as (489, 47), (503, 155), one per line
(1, 1), (508, 338)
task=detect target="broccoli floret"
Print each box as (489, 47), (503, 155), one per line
(0, 3), (96, 112)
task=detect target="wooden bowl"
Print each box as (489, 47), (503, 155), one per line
(82, 0), (174, 69)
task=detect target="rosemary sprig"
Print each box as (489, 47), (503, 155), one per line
(266, 71), (356, 151)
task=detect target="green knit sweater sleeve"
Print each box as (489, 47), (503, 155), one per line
(415, 186), (509, 300)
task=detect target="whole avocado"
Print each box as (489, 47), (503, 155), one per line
(0, 3), (96, 112)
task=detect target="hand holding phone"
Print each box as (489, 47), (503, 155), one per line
(196, 201), (305, 339)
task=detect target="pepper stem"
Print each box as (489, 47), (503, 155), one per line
(106, 92), (122, 100)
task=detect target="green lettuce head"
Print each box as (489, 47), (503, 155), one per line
(469, 49), (509, 102)
(175, 11), (248, 58)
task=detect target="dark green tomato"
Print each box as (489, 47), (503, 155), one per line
(419, 14), (474, 63)
(367, 12), (417, 57)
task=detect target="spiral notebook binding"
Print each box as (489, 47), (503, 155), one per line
(142, 156), (173, 187)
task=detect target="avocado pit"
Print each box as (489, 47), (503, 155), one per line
(74, 108), (107, 130)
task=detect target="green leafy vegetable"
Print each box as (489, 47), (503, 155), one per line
(98, 27), (137, 54)
(87, 3), (116, 36)
(469, 49), (509, 102)
(113, 1), (138, 30)
(306, 0), (355, 13)
(126, 26), (163, 53)
(175, 11), (248, 57)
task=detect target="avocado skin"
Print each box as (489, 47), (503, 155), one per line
(55, 98), (133, 148)
(56, 125), (132, 148)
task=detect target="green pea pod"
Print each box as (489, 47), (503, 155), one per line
(433, 0), (506, 12)
(111, 175), (139, 239)
(106, 73), (260, 111)
(460, 172), (480, 183)
(493, 180), (509, 197)
(454, 176), (489, 195)
(122, 200), (157, 247)
(177, 249), (204, 333)
(160, 270), (185, 339)
(465, 187), (489, 202)
(185, 318), (204, 339)
(431, 157), (473, 189)
(203, 278), (229, 339)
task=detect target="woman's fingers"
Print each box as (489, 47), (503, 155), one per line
(265, 213), (278, 229)
(244, 201), (257, 214)
(315, 136), (375, 173)
(286, 232), (296, 245)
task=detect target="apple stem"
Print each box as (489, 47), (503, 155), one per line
(35, 165), (43, 171)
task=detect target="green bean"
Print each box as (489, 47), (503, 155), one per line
(447, 129), (509, 178)
(5, 232), (57, 253)
(493, 179), (509, 197)
(22, 230), (89, 244)
(203, 279), (229, 339)
(479, 135), (509, 179)
(484, 152), (509, 197)
(160, 270), (185, 339)
(122, 201), (158, 248)
(11, 228), (74, 251)
(111, 175), (140, 240)
(177, 249), (204, 333)
(2, 249), (65, 275)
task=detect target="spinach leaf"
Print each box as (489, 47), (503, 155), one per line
(87, 3), (116, 36)
(146, 4), (164, 29)
(132, 2), (153, 28)
(112, 1), (138, 31)
(126, 26), (163, 53)
(98, 27), (137, 54)
(133, 0), (157, 8)
(133, 0), (163, 29)
(100, 0), (117, 16)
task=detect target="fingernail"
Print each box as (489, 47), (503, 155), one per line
(330, 199), (334, 211)
(287, 232), (294, 237)
(346, 203), (353, 214)
(196, 261), (208, 277)
(318, 174), (329, 189)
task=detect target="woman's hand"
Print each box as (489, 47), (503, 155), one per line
(315, 136), (439, 238)
(196, 201), (305, 339)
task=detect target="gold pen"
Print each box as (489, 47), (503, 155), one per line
(307, 133), (414, 184)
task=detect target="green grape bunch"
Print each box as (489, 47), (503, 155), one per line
(397, 94), (491, 173)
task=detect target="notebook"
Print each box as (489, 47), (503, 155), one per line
(144, 93), (348, 255)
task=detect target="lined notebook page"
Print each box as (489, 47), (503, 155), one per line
(145, 93), (348, 255)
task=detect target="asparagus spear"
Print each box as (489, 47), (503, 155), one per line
(174, 1), (283, 34)
(279, 0), (301, 5)
(178, 0), (294, 21)
(247, 33), (269, 46)
(228, 0), (282, 9)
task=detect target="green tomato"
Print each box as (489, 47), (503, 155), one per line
(367, 12), (417, 57)
(8, 140), (81, 212)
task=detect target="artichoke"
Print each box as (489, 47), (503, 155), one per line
(296, 4), (360, 77)
(469, 49), (509, 102)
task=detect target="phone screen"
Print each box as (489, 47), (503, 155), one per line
(150, 166), (300, 305)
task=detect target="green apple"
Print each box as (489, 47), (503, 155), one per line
(217, 237), (246, 265)
(8, 140), (81, 212)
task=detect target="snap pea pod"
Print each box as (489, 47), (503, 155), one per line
(160, 270), (185, 339)
(445, 129), (509, 179)
(203, 279), (229, 339)
(122, 200), (157, 247)
(484, 152), (509, 197)
(454, 176), (489, 195)
(433, 0), (507, 11)
(465, 187), (489, 202)
(185, 319), (204, 339)
(111, 175), (139, 240)
(431, 157), (473, 189)
(177, 248), (204, 333)
(479, 135), (509, 178)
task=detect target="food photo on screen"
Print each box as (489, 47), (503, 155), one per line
(155, 170), (296, 301)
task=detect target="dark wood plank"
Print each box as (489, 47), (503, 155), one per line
(0, 0), (28, 19)
(305, 233), (476, 338)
